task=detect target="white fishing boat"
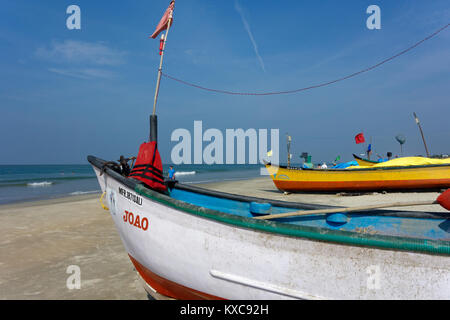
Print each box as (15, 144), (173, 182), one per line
(89, 155), (450, 299)
(87, 1), (450, 299)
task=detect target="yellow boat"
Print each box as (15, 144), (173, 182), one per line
(352, 154), (381, 166)
(265, 157), (450, 192)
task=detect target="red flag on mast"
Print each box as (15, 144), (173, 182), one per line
(355, 132), (365, 144)
(150, 1), (175, 39)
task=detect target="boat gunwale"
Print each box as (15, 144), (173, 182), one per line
(352, 153), (381, 165)
(87, 155), (450, 256)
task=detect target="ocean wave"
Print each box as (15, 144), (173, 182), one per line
(27, 181), (53, 187)
(0, 175), (95, 184)
(0, 176), (96, 188)
(184, 179), (218, 184)
(174, 171), (196, 176)
(70, 190), (101, 195)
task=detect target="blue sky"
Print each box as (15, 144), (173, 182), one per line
(0, 0), (449, 165)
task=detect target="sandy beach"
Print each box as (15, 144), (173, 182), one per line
(0, 194), (148, 300)
(0, 177), (446, 300)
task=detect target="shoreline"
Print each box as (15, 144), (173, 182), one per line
(0, 192), (102, 210)
(1, 175), (446, 211)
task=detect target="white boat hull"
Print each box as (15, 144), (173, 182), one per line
(93, 167), (450, 299)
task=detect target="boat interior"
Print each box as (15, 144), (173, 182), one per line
(88, 155), (450, 242)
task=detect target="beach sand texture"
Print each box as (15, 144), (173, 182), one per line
(0, 177), (446, 299)
(0, 194), (147, 300)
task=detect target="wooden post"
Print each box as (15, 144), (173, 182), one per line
(413, 112), (430, 157)
(287, 134), (291, 168)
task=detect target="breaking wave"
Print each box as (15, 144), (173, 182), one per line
(70, 190), (100, 195)
(27, 181), (53, 187)
(174, 171), (196, 176)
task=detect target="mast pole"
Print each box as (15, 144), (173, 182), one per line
(413, 112), (430, 157)
(150, 8), (173, 142)
(152, 13), (173, 117)
(287, 134), (291, 168)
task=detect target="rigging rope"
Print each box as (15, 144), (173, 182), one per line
(162, 23), (449, 96)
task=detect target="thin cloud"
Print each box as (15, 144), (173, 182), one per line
(36, 40), (126, 66)
(48, 68), (116, 79)
(234, 1), (266, 72)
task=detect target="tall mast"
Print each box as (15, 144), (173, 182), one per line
(152, 12), (173, 117)
(150, 1), (174, 143)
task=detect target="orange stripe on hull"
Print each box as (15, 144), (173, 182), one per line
(128, 254), (225, 300)
(274, 179), (450, 192)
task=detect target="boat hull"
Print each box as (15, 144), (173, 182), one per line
(89, 158), (450, 300)
(353, 154), (379, 166)
(266, 164), (450, 192)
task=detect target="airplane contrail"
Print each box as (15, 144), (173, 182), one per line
(234, 1), (266, 72)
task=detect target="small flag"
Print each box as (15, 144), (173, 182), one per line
(355, 133), (365, 144)
(335, 156), (341, 162)
(150, 1), (175, 39)
(367, 144), (372, 154)
(267, 150), (273, 157)
(159, 34), (165, 55)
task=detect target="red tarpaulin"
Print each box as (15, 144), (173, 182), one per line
(129, 141), (167, 192)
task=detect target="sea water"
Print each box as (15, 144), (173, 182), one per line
(0, 163), (263, 205)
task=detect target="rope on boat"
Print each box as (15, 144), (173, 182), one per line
(161, 23), (449, 96)
(100, 191), (109, 211)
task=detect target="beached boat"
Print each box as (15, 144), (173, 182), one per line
(353, 154), (380, 166)
(88, 155), (450, 299)
(266, 157), (450, 192)
(87, 2), (450, 300)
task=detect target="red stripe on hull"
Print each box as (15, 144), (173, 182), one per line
(274, 179), (450, 192)
(128, 255), (225, 300)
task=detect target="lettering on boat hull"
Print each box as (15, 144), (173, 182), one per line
(118, 187), (143, 206)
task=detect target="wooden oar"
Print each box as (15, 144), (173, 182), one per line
(254, 189), (450, 220)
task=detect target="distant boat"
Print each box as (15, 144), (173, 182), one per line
(265, 158), (450, 192)
(89, 155), (450, 299)
(353, 154), (380, 166)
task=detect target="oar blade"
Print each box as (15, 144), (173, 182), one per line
(437, 189), (450, 211)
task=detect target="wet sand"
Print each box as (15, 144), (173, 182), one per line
(0, 177), (446, 299)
